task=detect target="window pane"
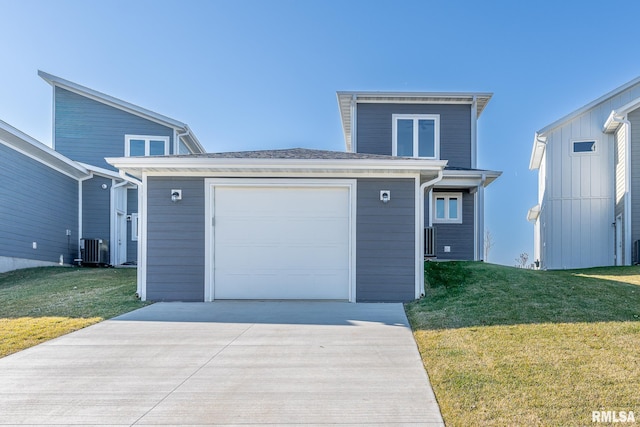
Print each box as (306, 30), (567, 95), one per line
(418, 119), (435, 157)
(397, 119), (414, 156)
(149, 140), (166, 156)
(436, 198), (445, 219)
(449, 198), (458, 219)
(129, 139), (145, 156)
(573, 141), (595, 153)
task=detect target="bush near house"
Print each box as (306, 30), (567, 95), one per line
(406, 262), (640, 427)
(0, 267), (148, 357)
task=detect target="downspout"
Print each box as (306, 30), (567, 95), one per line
(612, 115), (632, 265)
(350, 94), (357, 153)
(419, 170), (444, 297)
(176, 128), (190, 154)
(475, 173), (487, 261)
(471, 96), (477, 169)
(77, 173), (94, 263)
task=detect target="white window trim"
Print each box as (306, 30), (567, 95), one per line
(125, 135), (170, 157)
(570, 138), (597, 156)
(433, 192), (462, 224)
(131, 213), (139, 241)
(392, 114), (440, 159)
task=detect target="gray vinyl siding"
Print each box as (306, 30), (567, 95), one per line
(54, 87), (174, 170)
(82, 176), (111, 242)
(356, 178), (415, 302)
(356, 103), (472, 168)
(426, 190), (475, 260)
(146, 177), (205, 301)
(630, 109), (640, 258)
(126, 188), (138, 263)
(0, 143), (79, 263)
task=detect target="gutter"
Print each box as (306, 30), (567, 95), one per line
(176, 128), (190, 154)
(529, 133), (547, 170)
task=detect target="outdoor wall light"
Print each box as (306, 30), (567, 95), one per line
(380, 190), (391, 204)
(171, 189), (182, 203)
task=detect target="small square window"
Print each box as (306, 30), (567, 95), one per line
(572, 140), (596, 154)
(433, 193), (462, 224)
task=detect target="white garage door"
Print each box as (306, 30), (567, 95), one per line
(211, 183), (351, 300)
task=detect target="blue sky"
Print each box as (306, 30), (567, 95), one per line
(2, 0), (640, 266)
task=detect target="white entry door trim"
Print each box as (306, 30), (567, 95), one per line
(204, 178), (357, 302)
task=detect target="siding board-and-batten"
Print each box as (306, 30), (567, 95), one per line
(540, 98), (622, 269)
(0, 143), (79, 269)
(629, 109), (640, 259)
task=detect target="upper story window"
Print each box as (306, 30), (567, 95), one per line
(125, 135), (170, 157)
(571, 139), (596, 155)
(392, 114), (440, 159)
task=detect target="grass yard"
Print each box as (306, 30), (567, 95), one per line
(0, 267), (148, 358)
(406, 262), (640, 426)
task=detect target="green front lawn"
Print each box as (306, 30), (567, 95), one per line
(406, 262), (640, 426)
(0, 267), (148, 357)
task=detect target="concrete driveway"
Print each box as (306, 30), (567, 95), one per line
(0, 302), (444, 426)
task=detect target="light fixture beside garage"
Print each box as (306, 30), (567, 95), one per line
(380, 190), (391, 204)
(171, 189), (182, 203)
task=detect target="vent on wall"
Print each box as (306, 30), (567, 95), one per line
(424, 227), (436, 258)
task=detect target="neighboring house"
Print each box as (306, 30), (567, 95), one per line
(0, 120), (89, 272)
(108, 91), (500, 302)
(528, 75), (640, 269)
(0, 71), (204, 273)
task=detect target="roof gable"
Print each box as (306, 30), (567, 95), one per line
(38, 70), (205, 154)
(536, 75), (640, 136)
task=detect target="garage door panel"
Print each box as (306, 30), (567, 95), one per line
(214, 270), (349, 300)
(212, 184), (351, 300)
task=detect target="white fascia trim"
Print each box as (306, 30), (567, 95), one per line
(106, 157), (447, 176)
(38, 70), (199, 139)
(604, 98), (640, 133)
(529, 134), (547, 170)
(536, 75), (640, 136)
(440, 170), (501, 188)
(0, 120), (89, 179)
(78, 162), (126, 180)
(107, 157), (448, 173)
(204, 178), (358, 303)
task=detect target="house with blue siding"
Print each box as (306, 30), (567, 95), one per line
(108, 91), (500, 302)
(0, 71), (204, 273)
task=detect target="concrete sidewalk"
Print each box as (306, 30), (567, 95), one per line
(0, 301), (444, 426)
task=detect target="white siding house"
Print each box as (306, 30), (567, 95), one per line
(529, 76), (640, 269)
